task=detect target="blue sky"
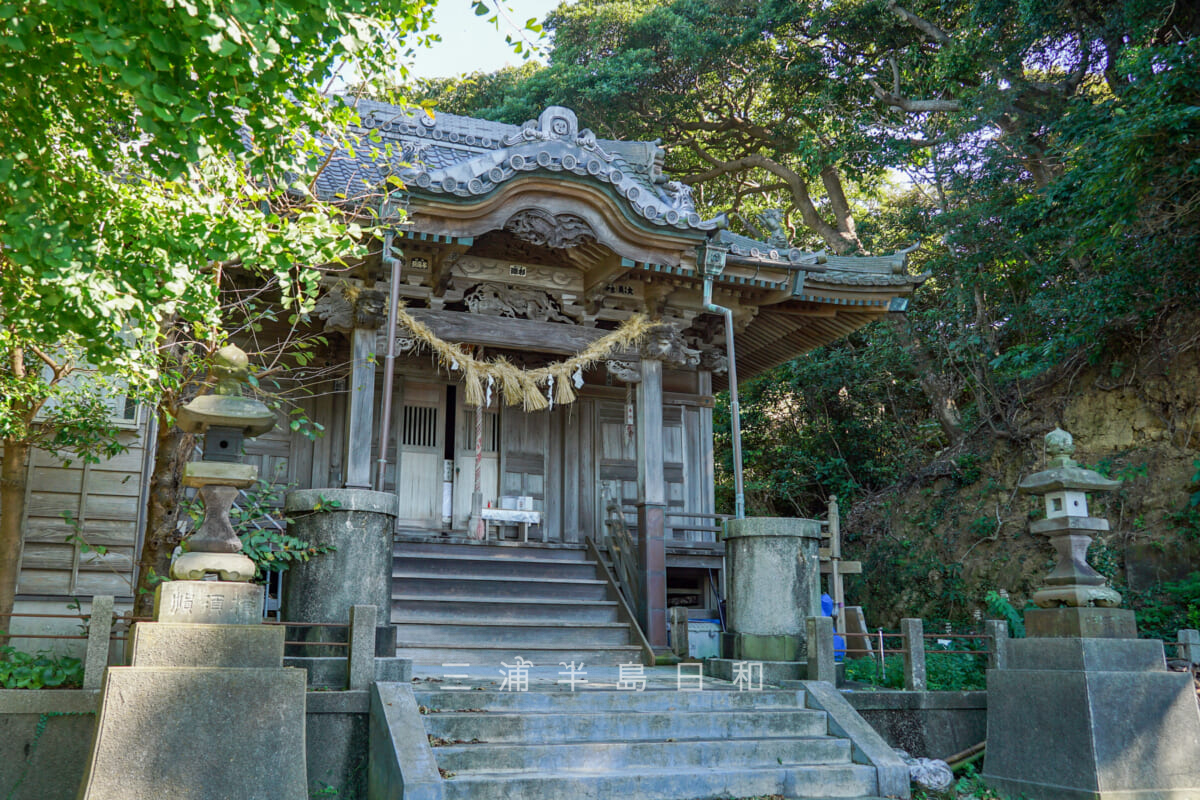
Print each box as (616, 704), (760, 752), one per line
(408, 0), (562, 80)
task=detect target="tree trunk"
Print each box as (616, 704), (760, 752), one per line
(132, 414), (193, 618)
(0, 440), (30, 645)
(886, 316), (966, 448)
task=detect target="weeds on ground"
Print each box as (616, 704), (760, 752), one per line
(0, 641), (83, 689)
(842, 648), (988, 691)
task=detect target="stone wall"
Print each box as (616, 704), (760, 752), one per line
(0, 689), (371, 800)
(844, 690), (987, 760)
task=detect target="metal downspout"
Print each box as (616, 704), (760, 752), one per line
(703, 277), (745, 520)
(375, 231), (402, 493)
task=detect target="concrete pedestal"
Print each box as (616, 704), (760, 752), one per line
(722, 517), (822, 661)
(78, 622), (307, 800)
(154, 579), (263, 624)
(984, 624), (1200, 799)
(1025, 606), (1138, 639)
(282, 489), (398, 656)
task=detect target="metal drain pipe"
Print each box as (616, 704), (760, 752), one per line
(375, 230), (402, 493)
(702, 263), (745, 520)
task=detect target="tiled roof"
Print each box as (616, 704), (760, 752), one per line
(315, 100), (712, 231)
(314, 98), (925, 290)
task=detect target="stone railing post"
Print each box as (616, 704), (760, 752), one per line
(83, 596), (115, 690)
(986, 619), (1010, 670)
(348, 604), (377, 691)
(1178, 629), (1200, 667)
(901, 618), (926, 691)
(670, 606), (690, 659)
(806, 616), (837, 684)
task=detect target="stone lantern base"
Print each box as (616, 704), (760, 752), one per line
(78, 598), (308, 800)
(984, 614), (1200, 800)
(1024, 606), (1138, 639)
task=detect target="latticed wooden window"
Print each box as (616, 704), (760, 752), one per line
(401, 405), (439, 449)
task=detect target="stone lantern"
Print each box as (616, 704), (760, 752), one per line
(153, 344), (277, 623)
(983, 427), (1200, 799)
(79, 345), (309, 800)
(1017, 427), (1124, 617)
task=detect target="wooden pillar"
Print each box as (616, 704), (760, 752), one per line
(698, 369), (715, 515)
(637, 357), (668, 648)
(344, 326), (377, 490)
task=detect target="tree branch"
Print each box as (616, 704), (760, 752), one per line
(868, 78), (963, 113)
(681, 153), (857, 254)
(820, 166), (858, 240)
(886, 0), (953, 44)
(27, 343), (72, 383)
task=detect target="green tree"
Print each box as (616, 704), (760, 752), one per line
(0, 0), (438, 635)
(414, 0), (1199, 546)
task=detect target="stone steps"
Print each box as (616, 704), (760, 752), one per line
(392, 539), (643, 666)
(418, 688), (804, 712)
(433, 737), (854, 773)
(390, 596), (621, 624)
(424, 708), (831, 743)
(438, 764), (878, 800)
(395, 643), (645, 666)
(392, 573), (611, 601)
(394, 552), (601, 580)
(393, 538), (591, 561)
(394, 620), (633, 647)
(416, 689), (883, 800)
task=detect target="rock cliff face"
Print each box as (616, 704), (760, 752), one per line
(845, 313), (1200, 632)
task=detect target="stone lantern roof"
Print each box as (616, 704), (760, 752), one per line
(1017, 427), (1122, 496)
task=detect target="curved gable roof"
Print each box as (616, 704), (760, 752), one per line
(316, 100), (711, 233)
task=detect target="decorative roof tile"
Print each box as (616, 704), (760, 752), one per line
(314, 99), (710, 230)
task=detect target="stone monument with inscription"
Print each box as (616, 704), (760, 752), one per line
(77, 346), (308, 800)
(983, 428), (1200, 800)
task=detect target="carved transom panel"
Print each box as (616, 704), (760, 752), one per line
(464, 283), (572, 323)
(504, 209), (597, 250)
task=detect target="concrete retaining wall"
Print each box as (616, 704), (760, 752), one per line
(0, 690), (98, 800)
(843, 690), (987, 760)
(0, 688), (373, 800)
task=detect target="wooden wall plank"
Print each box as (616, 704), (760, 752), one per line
(19, 544), (76, 570)
(288, 396), (317, 491)
(16, 571), (72, 595)
(579, 399), (596, 540)
(73, 573), (134, 596)
(22, 519), (131, 543)
(31, 443), (146, 471)
(345, 327), (378, 489)
(25, 493), (139, 522)
(77, 548), (134, 572)
(311, 392), (333, 489)
(546, 407), (563, 542)
(328, 389), (346, 487)
(683, 406), (702, 515)
(562, 405), (581, 542)
(29, 467), (83, 495)
(698, 370), (715, 515)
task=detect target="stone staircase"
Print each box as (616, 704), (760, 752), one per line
(391, 537), (646, 666)
(415, 686), (888, 800)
